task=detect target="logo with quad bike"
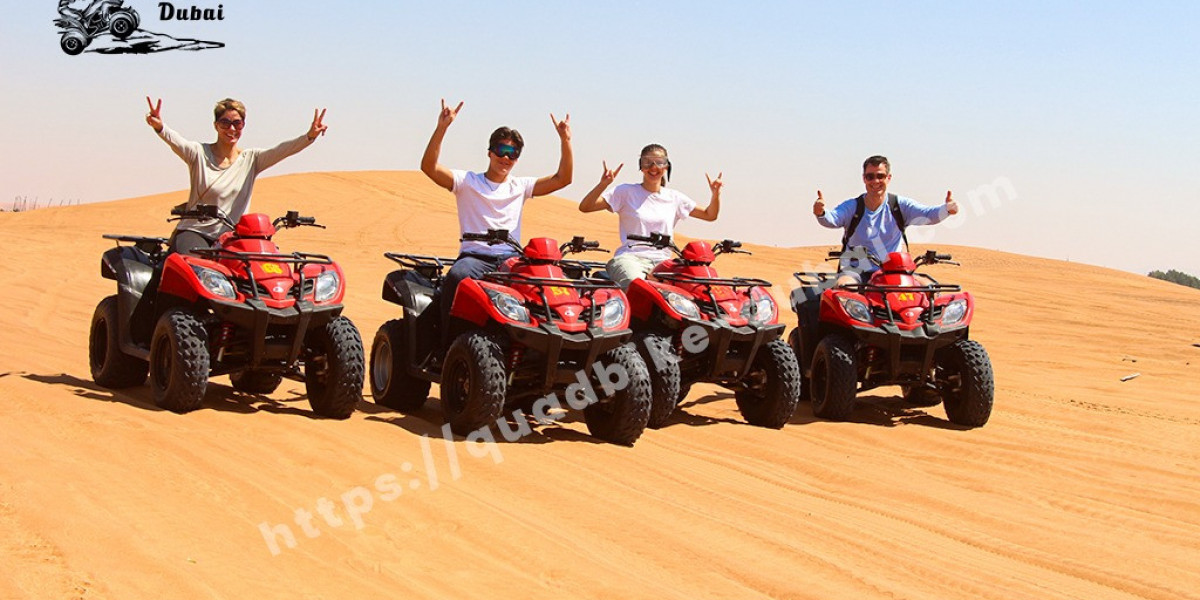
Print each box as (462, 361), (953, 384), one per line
(54, 0), (224, 55)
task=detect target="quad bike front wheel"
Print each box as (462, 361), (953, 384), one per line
(735, 339), (802, 429)
(60, 30), (89, 55)
(149, 308), (210, 413)
(89, 295), (148, 388)
(369, 319), (430, 412)
(230, 369), (283, 395)
(938, 340), (995, 427)
(304, 316), (364, 419)
(109, 11), (137, 39)
(810, 333), (858, 421)
(442, 331), (507, 436)
(583, 344), (652, 446)
(633, 330), (680, 429)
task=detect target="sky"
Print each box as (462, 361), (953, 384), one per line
(2, 1), (1198, 276)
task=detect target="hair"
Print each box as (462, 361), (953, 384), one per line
(862, 155), (890, 173)
(640, 143), (671, 184)
(489, 127), (524, 151)
(213, 98), (246, 121)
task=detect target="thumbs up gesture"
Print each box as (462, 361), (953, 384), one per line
(813, 190), (826, 217)
(945, 190), (958, 215)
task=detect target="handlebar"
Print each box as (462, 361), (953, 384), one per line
(461, 229), (523, 253)
(560, 236), (608, 255)
(273, 210), (325, 230)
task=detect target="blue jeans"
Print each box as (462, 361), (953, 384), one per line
(440, 252), (518, 349)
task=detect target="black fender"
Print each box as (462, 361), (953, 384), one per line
(382, 269), (436, 316)
(101, 246), (158, 352)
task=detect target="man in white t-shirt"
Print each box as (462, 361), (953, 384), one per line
(420, 99), (573, 349)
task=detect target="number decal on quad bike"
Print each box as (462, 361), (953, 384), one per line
(261, 263), (284, 275)
(549, 287), (572, 297)
(894, 292), (916, 301)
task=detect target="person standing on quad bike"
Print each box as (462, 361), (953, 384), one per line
(419, 99), (574, 349)
(813, 155), (958, 286)
(577, 144), (723, 287)
(145, 97), (329, 254)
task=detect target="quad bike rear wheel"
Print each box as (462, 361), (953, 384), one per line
(810, 333), (858, 421)
(230, 369), (283, 395)
(634, 330), (680, 429)
(735, 339), (802, 428)
(370, 319), (430, 412)
(442, 331), (507, 436)
(787, 328), (811, 402)
(304, 316), (364, 419)
(938, 340), (994, 427)
(583, 344), (652, 446)
(89, 295), (148, 388)
(149, 308), (210, 413)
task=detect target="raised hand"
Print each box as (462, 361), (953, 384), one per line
(813, 190), (826, 216)
(550, 112), (571, 141)
(145, 96), (163, 132)
(438, 98), (463, 129)
(307, 108), (328, 141)
(599, 161), (623, 185)
(945, 190), (958, 215)
(706, 172), (724, 195)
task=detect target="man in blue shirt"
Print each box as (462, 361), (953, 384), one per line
(814, 155), (958, 286)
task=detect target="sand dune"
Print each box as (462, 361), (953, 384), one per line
(1, 171), (1197, 599)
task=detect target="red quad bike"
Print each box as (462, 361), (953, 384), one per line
(89, 205), (364, 418)
(621, 233), (802, 429)
(369, 230), (652, 446)
(788, 248), (994, 427)
(54, 0), (140, 55)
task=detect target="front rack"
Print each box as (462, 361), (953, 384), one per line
(192, 248), (333, 301)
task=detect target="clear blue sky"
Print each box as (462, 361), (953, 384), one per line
(3, 1), (1198, 275)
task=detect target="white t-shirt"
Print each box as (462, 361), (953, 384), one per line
(452, 170), (538, 256)
(604, 183), (697, 261)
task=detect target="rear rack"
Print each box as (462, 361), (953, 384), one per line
(192, 248), (333, 301)
(103, 234), (170, 261)
(383, 252), (458, 286)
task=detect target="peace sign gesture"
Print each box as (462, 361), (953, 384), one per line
(550, 112), (571, 142)
(599, 160), (623, 186)
(307, 108), (328, 141)
(438, 98), (463, 130)
(706, 172), (724, 196)
(145, 96), (163, 132)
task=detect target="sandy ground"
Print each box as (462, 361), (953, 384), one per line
(1, 171), (1197, 599)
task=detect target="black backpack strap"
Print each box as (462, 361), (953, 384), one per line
(888, 193), (908, 250)
(841, 193), (867, 253)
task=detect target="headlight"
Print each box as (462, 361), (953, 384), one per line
(192, 266), (235, 299)
(485, 289), (530, 323)
(941, 299), (968, 326)
(313, 271), (341, 302)
(600, 297), (626, 329)
(659, 289), (701, 319)
(839, 297), (873, 323)
(741, 287), (778, 325)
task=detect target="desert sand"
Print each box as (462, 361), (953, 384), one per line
(1, 171), (1197, 599)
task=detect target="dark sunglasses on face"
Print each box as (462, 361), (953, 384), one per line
(216, 118), (245, 130)
(639, 157), (669, 169)
(863, 172), (889, 181)
(490, 144), (521, 159)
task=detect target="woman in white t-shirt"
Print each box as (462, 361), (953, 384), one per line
(578, 144), (722, 287)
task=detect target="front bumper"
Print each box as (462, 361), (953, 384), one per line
(209, 297), (344, 367)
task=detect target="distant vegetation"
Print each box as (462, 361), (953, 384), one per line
(2, 196), (80, 212)
(1148, 269), (1200, 290)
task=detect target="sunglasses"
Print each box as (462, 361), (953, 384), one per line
(863, 172), (889, 181)
(216, 118), (245, 130)
(639, 157), (669, 169)
(490, 144), (521, 159)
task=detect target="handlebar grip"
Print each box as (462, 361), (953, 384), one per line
(461, 232), (490, 241)
(584, 241), (600, 248)
(298, 216), (316, 225)
(626, 234), (652, 242)
(935, 253), (952, 261)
